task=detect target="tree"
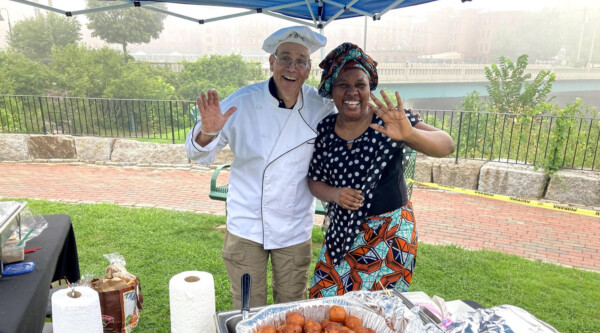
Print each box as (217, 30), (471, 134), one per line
(51, 44), (175, 99)
(0, 51), (51, 133)
(0, 51), (51, 95)
(103, 62), (175, 100)
(484, 54), (555, 114)
(47, 13), (82, 48)
(8, 13), (81, 62)
(458, 91), (486, 112)
(85, 1), (167, 61)
(51, 44), (126, 97)
(177, 54), (264, 100)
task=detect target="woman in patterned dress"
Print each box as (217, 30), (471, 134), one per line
(308, 43), (455, 298)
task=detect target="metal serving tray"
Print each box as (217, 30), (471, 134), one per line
(215, 307), (266, 333)
(214, 290), (441, 333)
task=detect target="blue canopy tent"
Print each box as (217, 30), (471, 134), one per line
(11, 0), (472, 55)
(10, 0), (447, 29)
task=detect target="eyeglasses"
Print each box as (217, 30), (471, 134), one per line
(273, 54), (310, 71)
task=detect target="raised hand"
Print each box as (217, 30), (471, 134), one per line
(335, 187), (364, 211)
(369, 91), (413, 142)
(197, 90), (237, 135)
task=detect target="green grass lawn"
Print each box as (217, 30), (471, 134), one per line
(126, 126), (191, 144)
(5, 199), (599, 332)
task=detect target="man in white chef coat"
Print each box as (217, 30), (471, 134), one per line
(185, 26), (335, 308)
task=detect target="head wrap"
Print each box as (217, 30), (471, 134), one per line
(262, 26), (327, 54)
(318, 42), (378, 98)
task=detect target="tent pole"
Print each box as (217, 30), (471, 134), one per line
(320, 26), (325, 60)
(363, 16), (367, 51)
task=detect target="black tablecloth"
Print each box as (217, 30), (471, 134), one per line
(0, 214), (80, 333)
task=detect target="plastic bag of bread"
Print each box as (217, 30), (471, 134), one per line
(91, 253), (143, 332)
(104, 252), (138, 285)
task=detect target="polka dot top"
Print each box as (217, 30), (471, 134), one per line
(309, 111), (420, 265)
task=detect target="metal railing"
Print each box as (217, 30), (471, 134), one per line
(1, 95), (599, 170)
(417, 109), (600, 171)
(0, 95), (198, 144)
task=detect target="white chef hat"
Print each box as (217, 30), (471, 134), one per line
(262, 26), (327, 54)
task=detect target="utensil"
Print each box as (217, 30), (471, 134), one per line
(241, 273), (251, 320)
(378, 281), (392, 297)
(223, 273), (252, 333)
(24, 247), (41, 254)
(17, 228), (34, 246)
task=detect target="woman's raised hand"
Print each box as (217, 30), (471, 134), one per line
(197, 90), (237, 135)
(335, 188), (364, 211)
(369, 91), (413, 142)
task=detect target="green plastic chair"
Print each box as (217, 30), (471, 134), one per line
(208, 164), (230, 201)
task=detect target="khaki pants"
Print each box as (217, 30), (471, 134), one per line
(222, 230), (312, 309)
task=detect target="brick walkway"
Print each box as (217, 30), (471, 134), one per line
(1, 163), (598, 272)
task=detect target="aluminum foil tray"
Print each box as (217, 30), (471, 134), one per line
(235, 291), (443, 333)
(444, 304), (560, 333)
(235, 296), (393, 333)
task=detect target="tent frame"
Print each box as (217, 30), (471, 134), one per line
(9, 0), (398, 29)
(10, 0), (452, 53)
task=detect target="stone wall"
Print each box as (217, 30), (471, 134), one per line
(0, 134), (234, 170)
(1, 134), (599, 209)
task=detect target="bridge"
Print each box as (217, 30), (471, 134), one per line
(149, 61), (600, 83)
(305, 64), (600, 102)
(148, 61), (600, 105)
(360, 63), (600, 84)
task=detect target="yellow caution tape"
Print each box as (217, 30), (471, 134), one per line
(407, 179), (600, 218)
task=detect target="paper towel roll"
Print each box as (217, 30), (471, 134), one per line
(170, 271), (216, 333)
(51, 286), (103, 333)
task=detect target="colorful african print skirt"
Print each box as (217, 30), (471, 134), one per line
(309, 202), (418, 298)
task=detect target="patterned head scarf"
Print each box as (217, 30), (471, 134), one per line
(318, 42), (378, 98)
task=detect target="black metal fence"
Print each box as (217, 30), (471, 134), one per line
(417, 109), (600, 171)
(1, 95), (599, 170)
(0, 95), (198, 144)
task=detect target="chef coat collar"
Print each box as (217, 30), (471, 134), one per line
(268, 77), (296, 109)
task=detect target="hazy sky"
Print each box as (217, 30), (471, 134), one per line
(1, 0), (598, 50)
